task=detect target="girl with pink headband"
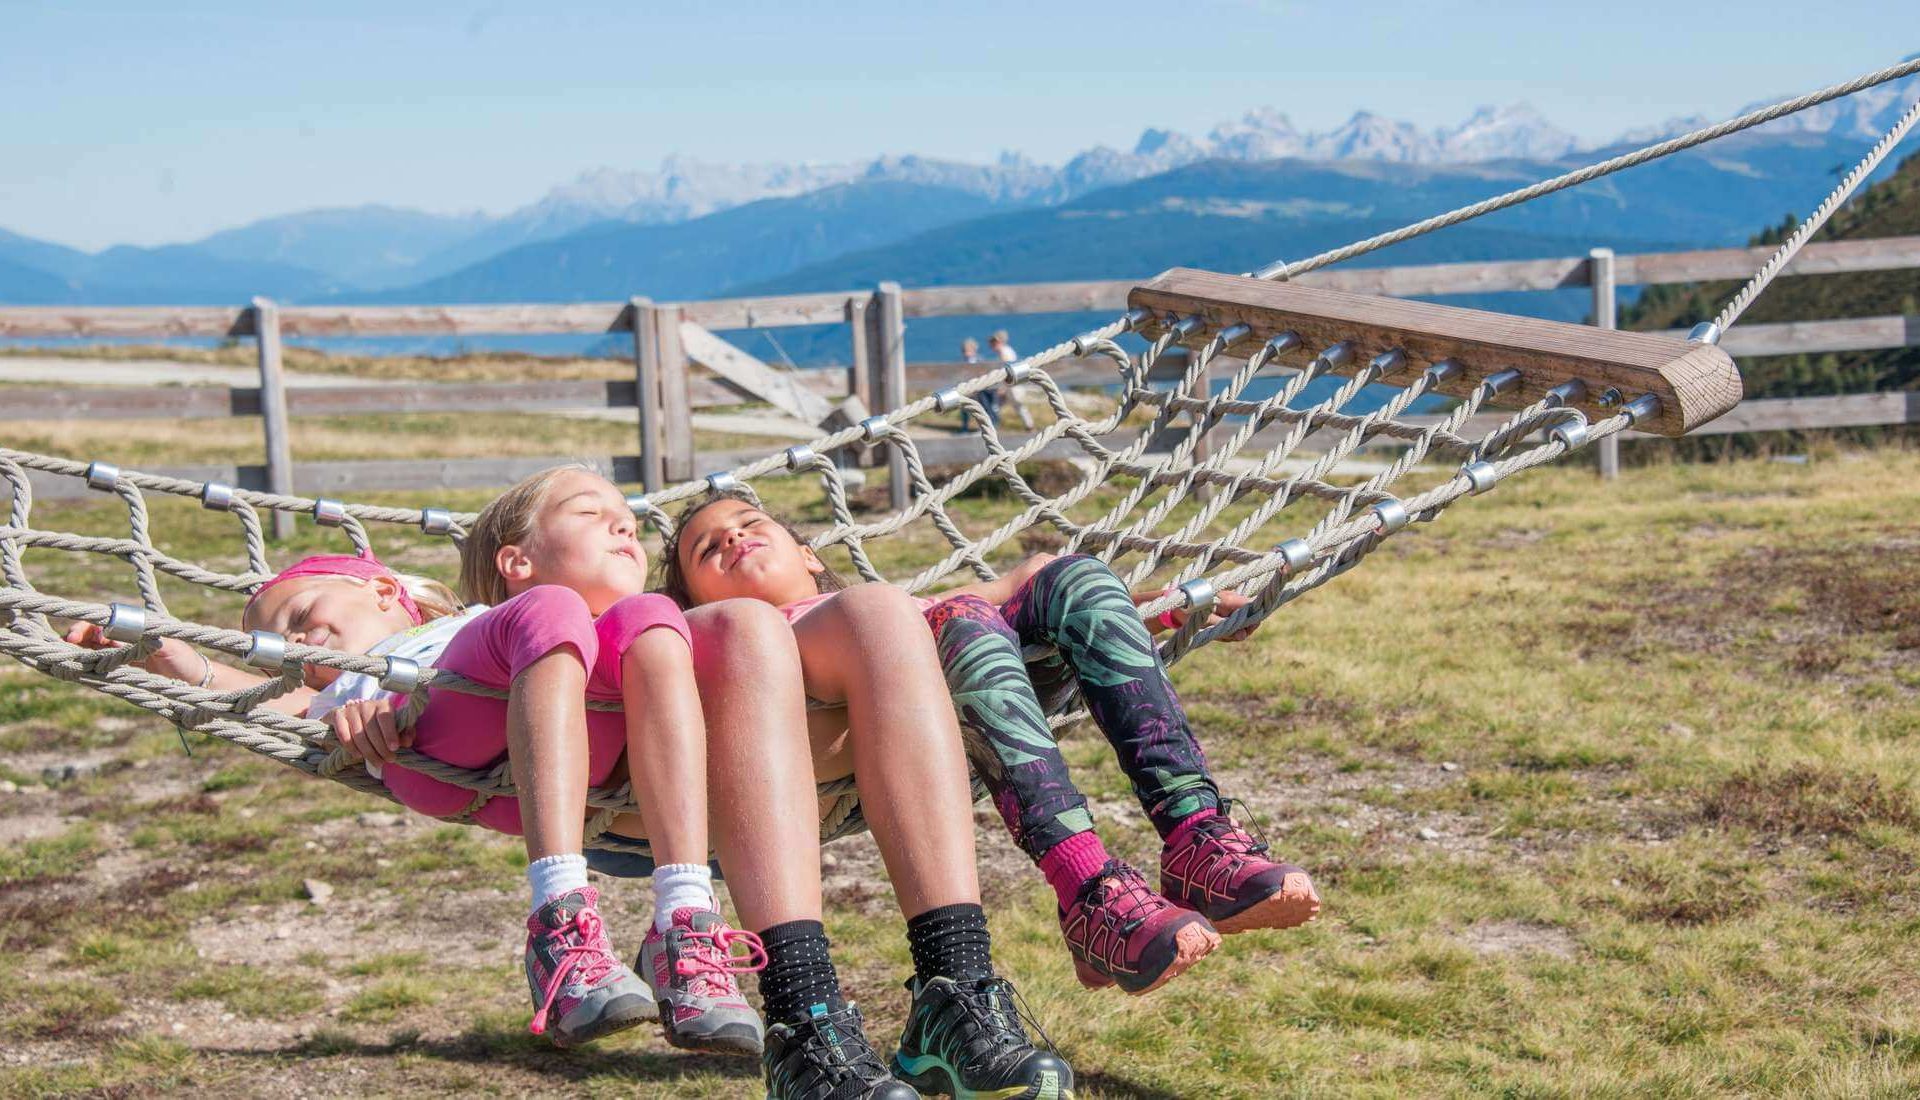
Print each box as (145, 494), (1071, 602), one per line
(68, 489), (765, 1058)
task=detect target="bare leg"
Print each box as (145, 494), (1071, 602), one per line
(791, 584), (979, 918)
(508, 649), (591, 861)
(618, 629), (707, 867)
(684, 599), (824, 932)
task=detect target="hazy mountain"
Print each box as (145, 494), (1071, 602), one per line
(192, 205), (491, 288)
(733, 131), (1876, 297)
(371, 180), (1001, 303)
(0, 254), (80, 303)
(2, 62), (1911, 305)
(0, 227), (334, 305)
(0, 227), (91, 281)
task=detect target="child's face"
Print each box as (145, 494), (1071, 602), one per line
(675, 498), (825, 607)
(244, 575), (415, 688)
(500, 468), (648, 616)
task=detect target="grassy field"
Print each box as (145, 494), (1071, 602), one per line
(2, 440), (1917, 1098)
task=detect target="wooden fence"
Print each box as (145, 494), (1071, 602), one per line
(4, 236), (1917, 521)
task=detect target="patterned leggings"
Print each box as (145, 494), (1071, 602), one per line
(926, 554), (1220, 861)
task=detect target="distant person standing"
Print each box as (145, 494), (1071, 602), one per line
(960, 337), (1002, 430)
(989, 330), (1036, 430)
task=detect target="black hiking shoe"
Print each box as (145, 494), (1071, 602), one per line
(762, 996), (918, 1100)
(892, 975), (1074, 1099)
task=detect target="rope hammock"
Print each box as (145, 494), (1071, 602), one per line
(3, 60), (1915, 854)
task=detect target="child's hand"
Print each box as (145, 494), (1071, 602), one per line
(62, 621), (207, 679)
(327, 698), (410, 765)
(1159, 589), (1262, 643)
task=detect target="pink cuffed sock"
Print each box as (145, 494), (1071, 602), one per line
(1038, 830), (1111, 910)
(1164, 807), (1220, 849)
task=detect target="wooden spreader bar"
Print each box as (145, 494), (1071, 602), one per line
(1129, 268), (1744, 437)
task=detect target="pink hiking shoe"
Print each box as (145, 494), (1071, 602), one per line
(1159, 807), (1321, 935)
(640, 906), (768, 1057)
(1060, 859), (1220, 995)
(524, 886), (656, 1047)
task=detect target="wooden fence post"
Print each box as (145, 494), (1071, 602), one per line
(1589, 248), (1621, 479)
(251, 297), (294, 540)
(631, 299), (694, 489)
(630, 297), (663, 492)
(874, 282), (909, 510)
(847, 295), (873, 413)
(1189, 361), (1215, 501)
(655, 306), (694, 482)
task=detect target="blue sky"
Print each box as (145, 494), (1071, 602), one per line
(2, 0), (1912, 249)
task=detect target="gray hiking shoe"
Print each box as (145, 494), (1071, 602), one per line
(639, 906), (768, 1056)
(524, 886), (655, 1047)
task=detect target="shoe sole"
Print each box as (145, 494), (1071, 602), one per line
(660, 1009), (764, 1058)
(1211, 872), (1322, 935)
(1072, 918), (1221, 996)
(893, 1052), (1074, 1100)
(548, 992), (656, 1049)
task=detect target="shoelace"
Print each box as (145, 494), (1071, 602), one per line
(676, 926), (768, 996)
(790, 1006), (889, 1086)
(1080, 860), (1168, 931)
(528, 907), (619, 1036)
(1198, 799), (1274, 859)
(948, 977), (1064, 1066)
(950, 978), (1031, 1049)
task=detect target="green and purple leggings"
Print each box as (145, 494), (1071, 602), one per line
(925, 554), (1221, 860)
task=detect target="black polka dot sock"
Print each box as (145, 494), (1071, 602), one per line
(756, 919), (843, 1024)
(906, 902), (995, 984)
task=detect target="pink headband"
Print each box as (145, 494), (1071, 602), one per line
(246, 552), (422, 625)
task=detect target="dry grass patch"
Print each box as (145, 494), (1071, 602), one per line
(1699, 766), (1920, 839)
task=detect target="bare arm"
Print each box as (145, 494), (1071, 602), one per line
(64, 621), (317, 715)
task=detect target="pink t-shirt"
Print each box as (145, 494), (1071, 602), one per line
(779, 589), (939, 624)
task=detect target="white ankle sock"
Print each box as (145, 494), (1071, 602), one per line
(653, 863), (715, 931)
(528, 853), (589, 911)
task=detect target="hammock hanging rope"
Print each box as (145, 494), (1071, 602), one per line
(3, 61), (1914, 853)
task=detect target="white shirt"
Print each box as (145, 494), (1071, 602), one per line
(306, 604), (487, 778)
(306, 604), (488, 720)
(995, 342), (1019, 364)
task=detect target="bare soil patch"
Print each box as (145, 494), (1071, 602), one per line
(1458, 920), (1576, 958)
(1698, 765), (1919, 838)
(1582, 537), (1920, 670)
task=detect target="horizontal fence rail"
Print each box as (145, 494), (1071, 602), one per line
(16, 390), (1919, 504)
(2, 236), (1917, 339)
(3, 235), (1915, 511)
(6, 315), (1914, 425)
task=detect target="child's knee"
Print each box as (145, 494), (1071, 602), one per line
(829, 582), (926, 629)
(686, 597), (794, 654)
(1043, 553), (1104, 580)
(930, 594), (1018, 642)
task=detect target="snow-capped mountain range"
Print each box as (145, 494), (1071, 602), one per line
(500, 68), (1916, 235)
(1, 61), (1911, 303)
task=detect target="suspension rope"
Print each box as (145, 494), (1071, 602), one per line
(1710, 93), (1920, 335)
(1251, 56), (1920, 282)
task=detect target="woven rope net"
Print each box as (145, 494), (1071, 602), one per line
(3, 60), (1911, 854)
(0, 321), (1641, 851)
